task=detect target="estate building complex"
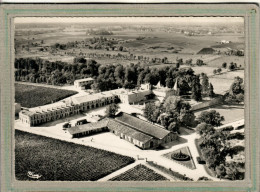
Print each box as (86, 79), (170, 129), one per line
(19, 83), (175, 126)
(68, 112), (177, 149)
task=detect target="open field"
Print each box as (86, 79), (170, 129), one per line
(15, 23), (244, 68)
(194, 104), (244, 124)
(15, 83), (78, 108)
(15, 130), (135, 181)
(210, 70), (244, 94)
(109, 164), (168, 181)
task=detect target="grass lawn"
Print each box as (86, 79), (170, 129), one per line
(194, 104), (244, 124)
(163, 146), (196, 170)
(109, 164), (168, 181)
(15, 130), (135, 181)
(15, 83), (78, 108)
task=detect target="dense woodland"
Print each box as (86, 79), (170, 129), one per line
(14, 57), (213, 100)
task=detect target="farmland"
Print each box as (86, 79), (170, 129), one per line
(109, 164), (168, 181)
(15, 130), (135, 181)
(15, 83), (78, 108)
(15, 22), (244, 68)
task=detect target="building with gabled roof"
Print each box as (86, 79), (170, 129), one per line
(68, 112), (177, 149)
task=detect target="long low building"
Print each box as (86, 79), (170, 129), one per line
(19, 83), (175, 126)
(19, 101), (80, 126)
(68, 112), (177, 149)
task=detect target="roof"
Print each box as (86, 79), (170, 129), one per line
(153, 87), (172, 93)
(29, 101), (75, 113)
(68, 118), (153, 144)
(73, 91), (115, 104)
(115, 112), (170, 139)
(107, 119), (153, 143)
(68, 119), (109, 135)
(74, 78), (94, 83)
(19, 110), (35, 116)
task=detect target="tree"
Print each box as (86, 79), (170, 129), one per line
(114, 64), (125, 84)
(176, 58), (183, 66)
(196, 123), (215, 137)
(229, 76), (244, 95)
(105, 103), (119, 117)
(166, 78), (174, 88)
(235, 93), (244, 104)
(179, 109), (196, 127)
(163, 96), (195, 127)
(163, 96), (181, 114)
(225, 162), (241, 180)
(222, 62), (227, 69)
(216, 164), (227, 178)
(217, 68), (222, 74)
(201, 73), (209, 95)
(197, 110), (225, 126)
(158, 113), (179, 132)
(162, 57), (168, 64)
(185, 59), (192, 65)
(208, 83), (215, 98)
(228, 62), (235, 71)
(178, 78), (190, 95)
(213, 69), (217, 75)
(119, 46), (124, 51)
(73, 57), (86, 64)
(137, 71), (145, 86)
(225, 77), (244, 103)
(191, 75), (202, 101)
(143, 102), (159, 123)
(158, 68), (167, 86)
(196, 59), (204, 66)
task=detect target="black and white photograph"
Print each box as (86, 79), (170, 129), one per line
(13, 16), (247, 182)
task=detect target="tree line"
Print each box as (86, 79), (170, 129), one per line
(15, 57), (214, 101)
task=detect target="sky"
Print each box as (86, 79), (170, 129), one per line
(14, 17), (244, 25)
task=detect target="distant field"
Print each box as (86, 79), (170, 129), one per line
(15, 130), (135, 181)
(109, 164), (168, 181)
(15, 26), (244, 64)
(209, 70), (244, 94)
(206, 55), (245, 68)
(15, 83), (78, 108)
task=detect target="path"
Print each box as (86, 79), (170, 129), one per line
(216, 119), (244, 130)
(98, 161), (140, 181)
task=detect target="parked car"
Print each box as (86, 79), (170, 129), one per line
(75, 119), (88, 126)
(63, 122), (71, 129)
(197, 156), (206, 164)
